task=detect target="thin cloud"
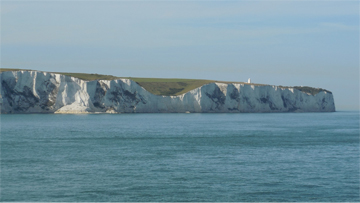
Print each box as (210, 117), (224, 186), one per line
(320, 22), (359, 31)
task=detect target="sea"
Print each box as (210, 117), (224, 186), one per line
(1, 111), (359, 202)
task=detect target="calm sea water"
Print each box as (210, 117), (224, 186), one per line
(1, 112), (359, 202)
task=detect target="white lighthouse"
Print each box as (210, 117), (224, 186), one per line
(247, 78), (251, 83)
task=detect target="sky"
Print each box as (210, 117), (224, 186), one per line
(1, 1), (359, 110)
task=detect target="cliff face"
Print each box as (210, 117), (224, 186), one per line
(0, 71), (335, 113)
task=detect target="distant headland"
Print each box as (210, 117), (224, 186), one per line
(0, 69), (335, 114)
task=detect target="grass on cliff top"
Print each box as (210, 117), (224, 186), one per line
(293, 86), (332, 95)
(131, 79), (214, 96)
(0, 68), (27, 73)
(0, 68), (330, 96)
(56, 72), (120, 81)
(59, 72), (218, 95)
(0, 68), (214, 95)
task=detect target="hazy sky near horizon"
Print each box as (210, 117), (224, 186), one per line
(1, 1), (359, 110)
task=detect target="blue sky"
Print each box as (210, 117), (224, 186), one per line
(1, 1), (359, 110)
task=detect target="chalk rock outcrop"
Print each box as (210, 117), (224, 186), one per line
(0, 70), (335, 113)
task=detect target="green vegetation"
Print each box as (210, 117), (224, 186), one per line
(129, 78), (214, 96)
(55, 72), (120, 81)
(0, 68), (330, 96)
(124, 78), (269, 96)
(293, 86), (332, 95)
(279, 85), (332, 95)
(0, 68), (120, 81)
(0, 68), (31, 73)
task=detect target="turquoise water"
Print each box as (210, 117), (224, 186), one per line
(1, 112), (359, 201)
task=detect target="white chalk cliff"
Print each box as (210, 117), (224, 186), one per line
(0, 70), (335, 113)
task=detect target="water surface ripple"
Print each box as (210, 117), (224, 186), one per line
(1, 112), (359, 201)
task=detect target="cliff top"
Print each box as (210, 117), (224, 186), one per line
(0, 68), (331, 96)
